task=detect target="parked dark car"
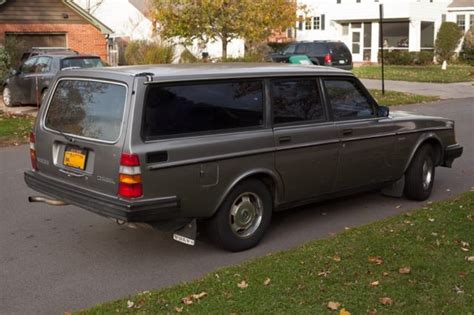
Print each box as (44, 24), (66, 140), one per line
(267, 41), (353, 70)
(25, 63), (462, 252)
(2, 54), (105, 107)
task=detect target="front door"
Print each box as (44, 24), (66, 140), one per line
(271, 77), (339, 203)
(322, 77), (396, 191)
(351, 30), (362, 62)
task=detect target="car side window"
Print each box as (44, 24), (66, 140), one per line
(142, 80), (264, 140)
(295, 44), (308, 54)
(283, 44), (296, 54)
(20, 57), (38, 73)
(35, 56), (52, 73)
(324, 79), (375, 120)
(271, 78), (325, 124)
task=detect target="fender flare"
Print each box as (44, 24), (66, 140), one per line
(403, 132), (444, 173)
(212, 168), (284, 217)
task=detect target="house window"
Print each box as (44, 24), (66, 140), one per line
(457, 14), (466, 31)
(470, 14), (474, 27)
(305, 17), (312, 30)
(342, 23), (349, 35)
(321, 14), (326, 30)
(356, 0), (361, 3)
(442, 14), (446, 22)
(298, 15), (303, 30)
(314, 16), (321, 30)
(337, 0), (341, 3)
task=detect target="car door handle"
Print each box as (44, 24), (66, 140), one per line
(279, 136), (292, 143)
(342, 129), (353, 136)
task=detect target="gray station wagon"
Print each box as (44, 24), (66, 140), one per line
(24, 64), (463, 251)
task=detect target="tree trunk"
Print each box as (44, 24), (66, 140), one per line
(221, 37), (228, 59)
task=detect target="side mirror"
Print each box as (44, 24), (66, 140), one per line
(378, 105), (390, 117)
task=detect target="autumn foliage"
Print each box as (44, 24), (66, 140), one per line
(152, 0), (300, 58)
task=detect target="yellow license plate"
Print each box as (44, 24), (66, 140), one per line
(64, 149), (87, 170)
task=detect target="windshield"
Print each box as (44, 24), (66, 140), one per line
(45, 79), (127, 142)
(60, 57), (104, 70)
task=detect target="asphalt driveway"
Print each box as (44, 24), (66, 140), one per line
(0, 98), (472, 314)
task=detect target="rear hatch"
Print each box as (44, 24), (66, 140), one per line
(328, 42), (352, 66)
(34, 77), (129, 197)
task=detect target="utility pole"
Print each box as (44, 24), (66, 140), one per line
(379, 4), (385, 95)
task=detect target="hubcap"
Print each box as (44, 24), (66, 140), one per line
(3, 87), (11, 106)
(229, 192), (263, 238)
(422, 158), (433, 190)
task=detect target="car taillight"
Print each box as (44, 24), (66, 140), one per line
(324, 53), (332, 64)
(118, 153), (143, 198)
(30, 132), (38, 171)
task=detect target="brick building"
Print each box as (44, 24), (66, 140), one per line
(0, 0), (113, 61)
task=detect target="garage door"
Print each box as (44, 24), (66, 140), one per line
(5, 33), (67, 50)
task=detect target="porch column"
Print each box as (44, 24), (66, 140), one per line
(371, 21), (379, 63)
(409, 20), (421, 52)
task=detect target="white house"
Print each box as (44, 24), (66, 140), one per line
(296, 0), (472, 63)
(73, 0), (244, 63)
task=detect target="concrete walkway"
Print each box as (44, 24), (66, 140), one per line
(0, 99), (38, 116)
(361, 79), (474, 99)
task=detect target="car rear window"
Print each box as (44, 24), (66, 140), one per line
(329, 43), (349, 56)
(60, 57), (104, 70)
(45, 80), (127, 142)
(142, 80), (264, 140)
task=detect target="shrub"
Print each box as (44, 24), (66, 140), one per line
(0, 46), (10, 86)
(378, 50), (434, 65)
(435, 22), (463, 63)
(413, 51), (434, 65)
(267, 42), (293, 53)
(179, 47), (199, 63)
(124, 40), (175, 65)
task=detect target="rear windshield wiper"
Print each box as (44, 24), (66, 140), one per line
(57, 130), (75, 142)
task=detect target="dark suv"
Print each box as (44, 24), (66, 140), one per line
(267, 41), (353, 70)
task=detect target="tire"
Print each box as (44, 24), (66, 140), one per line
(207, 179), (272, 252)
(2, 85), (13, 107)
(404, 145), (436, 201)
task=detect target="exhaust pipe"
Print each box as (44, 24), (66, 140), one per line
(28, 196), (68, 206)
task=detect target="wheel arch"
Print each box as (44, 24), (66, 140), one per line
(212, 169), (284, 217)
(404, 133), (443, 173)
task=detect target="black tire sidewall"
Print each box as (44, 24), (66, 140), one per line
(208, 179), (272, 252)
(404, 145), (435, 201)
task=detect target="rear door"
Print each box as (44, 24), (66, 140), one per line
(322, 77), (396, 191)
(35, 77), (131, 197)
(14, 57), (38, 104)
(272, 77), (339, 203)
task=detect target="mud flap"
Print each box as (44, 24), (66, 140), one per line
(381, 176), (405, 198)
(173, 219), (197, 246)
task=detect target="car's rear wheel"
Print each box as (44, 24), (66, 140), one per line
(404, 144), (435, 201)
(207, 179), (272, 252)
(3, 85), (13, 107)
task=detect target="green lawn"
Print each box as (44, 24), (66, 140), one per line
(0, 112), (35, 146)
(369, 89), (439, 106)
(80, 192), (474, 314)
(353, 65), (474, 83)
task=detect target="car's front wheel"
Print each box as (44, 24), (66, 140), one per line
(207, 179), (272, 252)
(2, 85), (13, 107)
(404, 144), (435, 201)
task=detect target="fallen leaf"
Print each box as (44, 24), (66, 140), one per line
(181, 296), (193, 305)
(453, 285), (464, 294)
(461, 247), (469, 252)
(327, 301), (340, 311)
(461, 241), (470, 247)
(395, 205), (402, 209)
(370, 280), (380, 287)
(368, 256), (384, 265)
(368, 308), (377, 315)
(333, 255), (342, 262)
(344, 227), (351, 230)
(466, 256), (474, 262)
(264, 278), (271, 286)
(379, 297), (393, 306)
(399, 267), (411, 274)
(431, 232), (438, 236)
(382, 272), (390, 277)
(428, 218), (435, 222)
(192, 292), (208, 300)
(237, 280), (248, 289)
(318, 270), (331, 277)
(127, 300), (134, 308)
(446, 188), (451, 192)
(339, 308), (351, 315)
(175, 306), (183, 313)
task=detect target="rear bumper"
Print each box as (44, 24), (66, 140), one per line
(24, 171), (180, 222)
(443, 143), (463, 167)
